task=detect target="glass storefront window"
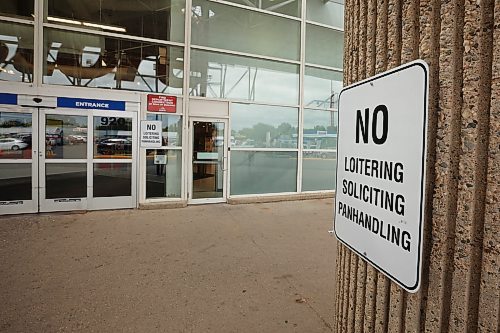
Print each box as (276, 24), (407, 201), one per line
(305, 24), (343, 68)
(306, 0), (344, 28)
(45, 115), (87, 159)
(0, 112), (32, 159)
(46, 0), (185, 43)
(93, 163), (132, 197)
(93, 116), (133, 159)
(304, 67), (342, 109)
(146, 114), (182, 147)
(302, 152), (336, 191)
(191, 0), (300, 60)
(0, 22), (34, 83)
(43, 29), (184, 93)
(146, 149), (182, 198)
(303, 109), (337, 149)
(230, 151), (297, 195)
(190, 49), (299, 104)
(46, 163), (87, 199)
(0, 1), (34, 19)
(0, 164), (31, 201)
(221, 0), (300, 17)
(231, 104), (298, 149)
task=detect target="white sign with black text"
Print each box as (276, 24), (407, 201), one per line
(140, 121), (162, 148)
(334, 60), (429, 292)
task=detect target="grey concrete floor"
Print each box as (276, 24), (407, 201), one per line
(0, 199), (337, 333)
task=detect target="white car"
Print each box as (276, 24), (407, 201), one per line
(0, 138), (29, 151)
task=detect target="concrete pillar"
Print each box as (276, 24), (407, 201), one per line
(335, 0), (499, 332)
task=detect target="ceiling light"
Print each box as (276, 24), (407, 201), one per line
(47, 16), (82, 25)
(83, 22), (126, 32)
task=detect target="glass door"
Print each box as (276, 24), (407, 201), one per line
(0, 108), (38, 215)
(39, 109), (89, 212)
(89, 111), (137, 210)
(38, 109), (137, 212)
(189, 119), (227, 203)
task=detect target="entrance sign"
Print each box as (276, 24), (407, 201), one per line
(57, 97), (126, 111)
(140, 121), (162, 148)
(147, 94), (177, 113)
(334, 60), (429, 292)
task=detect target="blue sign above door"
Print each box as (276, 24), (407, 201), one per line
(57, 97), (126, 111)
(0, 93), (18, 105)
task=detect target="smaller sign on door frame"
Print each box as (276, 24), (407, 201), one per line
(140, 121), (162, 148)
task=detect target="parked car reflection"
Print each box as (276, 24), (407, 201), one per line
(96, 138), (132, 156)
(0, 138), (29, 151)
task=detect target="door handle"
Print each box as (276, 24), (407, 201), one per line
(222, 156), (228, 171)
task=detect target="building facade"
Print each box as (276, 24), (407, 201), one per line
(0, 0), (344, 214)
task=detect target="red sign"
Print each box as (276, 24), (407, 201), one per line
(147, 95), (177, 113)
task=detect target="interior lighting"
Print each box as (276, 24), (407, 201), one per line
(47, 16), (82, 25)
(83, 22), (126, 32)
(47, 16), (126, 33)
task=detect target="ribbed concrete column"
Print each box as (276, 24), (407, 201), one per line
(335, 1), (499, 332)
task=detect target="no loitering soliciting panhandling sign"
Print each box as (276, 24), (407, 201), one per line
(334, 60), (429, 292)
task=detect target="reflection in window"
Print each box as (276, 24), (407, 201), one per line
(303, 109), (337, 150)
(46, 163), (87, 199)
(220, 0), (300, 17)
(0, 112), (32, 159)
(231, 104), (298, 148)
(43, 29), (184, 93)
(0, 1), (34, 19)
(191, 0), (300, 60)
(305, 24), (343, 68)
(45, 115), (87, 159)
(190, 50), (299, 104)
(230, 151), (297, 195)
(0, 164), (31, 201)
(46, 0), (185, 43)
(0, 22), (34, 83)
(146, 149), (182, 198)
(94, 116), (133, 158)
(302, 152), (337, 191)
(304, 67), (342, 109)
(306, 0), (344, 28)
(146, 114), (182, 147)
(93, 163), (132, 197)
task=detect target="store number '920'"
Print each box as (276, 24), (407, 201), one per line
(100, 117), (126, 126)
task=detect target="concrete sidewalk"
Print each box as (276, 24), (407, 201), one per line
(0, 199), (336, 332)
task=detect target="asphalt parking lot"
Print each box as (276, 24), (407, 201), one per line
(0, 199), (337, 332)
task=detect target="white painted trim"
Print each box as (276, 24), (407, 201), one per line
(206, 0), (302, 21)
(230, 148), (298, 152)
(190, 45), (301, 65)
(182, 0), (193, 202)
(304, 106), (338, 112)
(189, 96), (300, 109)
(0, 15), (34, 25)
(305, 20), (344, 32)
(297, 0), (306, 193)
(305, 63), (344, 72)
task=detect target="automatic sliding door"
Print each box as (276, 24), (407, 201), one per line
(89, 112), (136, 210)
(0, 109), (37, 214)
(39, 110), (88, 212)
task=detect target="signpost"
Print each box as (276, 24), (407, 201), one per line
(140, 121), (162, 148)
(334, 60), (429, 292)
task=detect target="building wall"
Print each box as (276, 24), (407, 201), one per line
(335, 0), (498, 332)
(0, 1), (346, 208)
